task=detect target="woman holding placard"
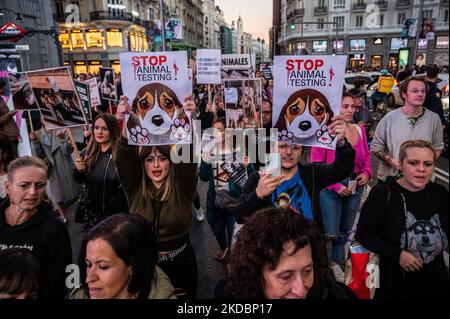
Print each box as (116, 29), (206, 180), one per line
(114, 94), (199, 300)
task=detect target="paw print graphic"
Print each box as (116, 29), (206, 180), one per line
(129, 125), (150, 144)
(170, 118), (191, 141)
(316, 125), (336, 145)
(278, 130), (294, 143)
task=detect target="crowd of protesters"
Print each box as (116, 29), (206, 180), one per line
(0, 59), (448, 301)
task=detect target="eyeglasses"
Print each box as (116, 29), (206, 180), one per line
(278, 143), (302, 154)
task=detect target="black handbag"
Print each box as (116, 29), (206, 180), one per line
(214, 189), (238, 213)
(75, 183), (98, 232)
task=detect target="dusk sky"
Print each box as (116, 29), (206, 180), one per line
(215, 0), (272, 44)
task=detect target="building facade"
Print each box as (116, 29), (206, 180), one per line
(0, 0), (60, 71)
(276, 0), (449, 69)
(52, 0), (153, 75)
(203, 0), (215, 48)
(230, 16), (253, 54)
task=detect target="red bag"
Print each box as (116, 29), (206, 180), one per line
(345, 251), (379, 299)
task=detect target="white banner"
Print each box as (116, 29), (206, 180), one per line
(273, 55), (347, 149)
(120, 51), (192, 146)
(221, 54), (256, 79)
(85, 77), (101, 107)
(196, 49), (221, 84)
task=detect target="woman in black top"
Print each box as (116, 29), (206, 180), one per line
(74, 114), (128, 232)
(356, 140), (449, 299)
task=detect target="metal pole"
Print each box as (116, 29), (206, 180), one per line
(413, 0), (425, 65)
(159, 0), (166, 51)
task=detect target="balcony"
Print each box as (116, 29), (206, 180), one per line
(89, 11), (144, 26)
(287, 8), (305, 19)
(352, 2), (367, 11)
(395, 0), (410, 8)
(374, 0), (388, 9)
(314, 6), (327, 15)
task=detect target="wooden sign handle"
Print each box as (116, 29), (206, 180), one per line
(27, 110), (34, 132)
(67, 128), (80, 159)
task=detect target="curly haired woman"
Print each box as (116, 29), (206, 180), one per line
(215, 207), (356, 299)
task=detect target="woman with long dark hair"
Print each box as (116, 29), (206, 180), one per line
(74, 114), (128, 232)
(114, 95), (198, 299)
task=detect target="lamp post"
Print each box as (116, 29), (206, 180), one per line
(159, 0), (166, 51)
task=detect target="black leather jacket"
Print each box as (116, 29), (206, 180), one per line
(73, 148), (128, 217)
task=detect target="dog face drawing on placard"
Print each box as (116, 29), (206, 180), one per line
(131, 83), (184, 136)
(275, 89), (334, 140)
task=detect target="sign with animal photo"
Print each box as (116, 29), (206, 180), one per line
(8, 72), (39, 110)
(221, 161), (248, 189)
(85, 77), (101, 107)
(26, 66), (88, 130)
(273, 55), (347, 149)
(120, 51), (192, 145)
(221, 54), (256, 79)
(99, 67), (118, 101)
(223, 78), (262, 129)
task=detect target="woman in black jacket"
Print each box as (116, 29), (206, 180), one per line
(74, 114), (128, 232)
(356, 140), (449, 299)
(0, 156), (72, 299)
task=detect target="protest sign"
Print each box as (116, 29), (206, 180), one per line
(196, 49), (221, 84)
(223, 78), (262, 129)
(85, 77), (101, 107)
(8, 72), (39, 110)
(273, 55), (347, 149)
(221, 54), (256, 79)
(74, 80), (93, 121)
(120, 51), (192, 145)
(221, 161), (248, 189)
(26, 66), (88, 130)
(262, 67), (273, 80)
(99, 67), (118, 101)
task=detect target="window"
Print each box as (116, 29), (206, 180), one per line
(397, 12), (406, 24)
(86, 30), (103, 48)
(380, 14), (384, 26)
(318, 0), (325, 7)
(59, 32), (70, 49)
(422, 10), (433, 19)
(355, 15), (363, 27)
(312, 40), (327, 53)
(334, 0), (345, 7)
(350, 39), (366, 51)
(436, 36), (449, 49)
(107, 29), (123, 47)
(444, 10), (449, 23)
(70, 30), (85, 49)
(333, 16), (345, 29)
(318, 18), (324, 29)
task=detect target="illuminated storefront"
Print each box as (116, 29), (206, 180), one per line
(111, 60), (121, 75)
(107, 29), (123, 48)
(59, 21), (148, 75)
(71, 30), (85, 49)
(88, 61), (101, 74)
(86, 29), (103, 49)
(74, 61), (87, 75)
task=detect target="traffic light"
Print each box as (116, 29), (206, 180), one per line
(290, 20), (296, 30)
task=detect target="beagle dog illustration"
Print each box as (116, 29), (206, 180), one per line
(275, 89), (334, 140)
(127, 83), (189, 143)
